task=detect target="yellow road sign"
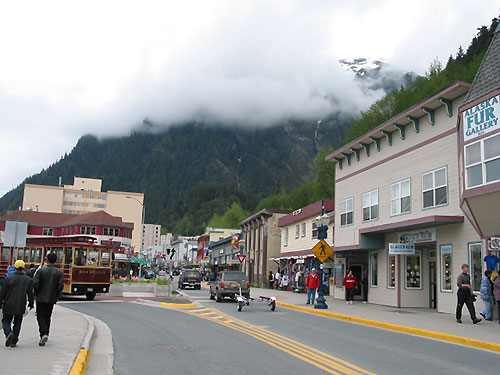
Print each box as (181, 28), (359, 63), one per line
(311, 240), (334, 262)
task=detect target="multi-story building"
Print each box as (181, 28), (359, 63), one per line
(240, 209), (290, 287)
(326, 80), (485, 313)
(209, 234), (243, 270)
(142, 223), (161, 249)
(274, 200), (334, 291)
(197, 227), (241, 265)
(22, 177), (144, 251)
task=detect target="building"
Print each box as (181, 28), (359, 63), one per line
(240, 209), (290, 287)
(326, 80), (486, 313)
(197, 227), (241, 265)
(273, 200), (334, 291)
(22, 177), (144, 251)
(208, 234), (243, 270)
(143, 223), (161, 249)
(458, 25), (500, 242)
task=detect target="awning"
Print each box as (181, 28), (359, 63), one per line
(269, 249), (315, 260)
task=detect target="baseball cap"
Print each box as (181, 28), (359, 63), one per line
(14, 260), (25, 269)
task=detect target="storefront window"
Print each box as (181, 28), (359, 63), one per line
(469, 242), (482, 291)
(388, 254), (396, 288)
(405, 250), (422, 289)
(370, 252), (378, 287)
(440, 244), (453, 292)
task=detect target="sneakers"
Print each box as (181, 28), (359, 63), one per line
(346, 301), (349, 304)
(39, 335), (49, 347)
(350, 301), (353, 305)
(5, 333), (14, 347)
(473, 318), (482, 324)
(479, 313), (486, 319)
(306, 301), (310, 305)
(456, 319), (462, 323)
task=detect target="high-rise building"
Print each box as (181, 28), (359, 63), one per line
(143, 223), (161, 249)
(22, 177), (144, 251)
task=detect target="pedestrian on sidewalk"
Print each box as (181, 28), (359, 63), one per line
(456, 264), (481, 324)
(294, 269), (302, 290)
(268, 271), (274, 289)
(493, 274), (500, 325)
(305, 268), (319, 305)
(0, 260), (34, 347)
(480, 270), (494, 321)
(33, 252), (64, 347)
(342, 269), (358, 304)
(27, 264), (36, 278)
(274, 271), (281, 290)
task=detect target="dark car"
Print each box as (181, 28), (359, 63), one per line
(210, 271), (249, 302)
(144, 269), (156, 280)
(178, 270), (202, 289)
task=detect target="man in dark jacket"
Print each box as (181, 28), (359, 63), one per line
(456, 264), (481, 324)
(0, 260), (34, 347)
(33, 252), (64, 346)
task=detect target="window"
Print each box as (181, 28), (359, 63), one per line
(466, 133), (500, 188)
(301, 223), (306, 237)
(391, 178), (411, 215)
(89, 194), (95, 199)
(340, 197), (354, 226)
(88, 203), (94, 208)
(295, 224), (300, 239)
(405, 250), (422, 289)
(64, 201), (74, 206)
(114, 228), (120, 237)
(75, 248), (87, 266)
(80, 226), (96, 235)
(469, 242), (482, 292)
(42, 228), (54, 236)
(96, 204), (106, 208)
(370, 251), (378, 287)
(362, 189), (379, 221)
(97, 195), (106, 200)
(284, 228), (289, 246)
(88, 248), (99, 265)
(422, 167), (448, 208)
(124, 229), (132, 238)
(440, 244), (453, 292)
(388, 254), (396, 288)
(75, 202), (82, 207)
(64, 193), (74, 198)
(63, 210), (73, 214)
(312, 222), (318, 238)
(103, 227), (109, 236)
(64, 247), (73, 265)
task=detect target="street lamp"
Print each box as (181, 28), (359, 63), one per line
(313, 200), (330, 310)
(126, 195), (145, 279)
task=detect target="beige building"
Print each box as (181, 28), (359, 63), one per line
(143, 223), (161, 249)
(22, 177), (144, 251)
(326, 81), (485, 314)
(240, 209), (290, 287)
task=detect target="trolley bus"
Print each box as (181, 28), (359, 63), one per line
(0, 235), (113, 300)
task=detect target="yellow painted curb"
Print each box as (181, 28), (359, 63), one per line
(159, 302), (197, 308)
(69, 348), (90, 375)
(276, 302), (500, 353)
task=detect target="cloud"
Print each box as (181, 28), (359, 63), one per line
(0, 0), (498, 196)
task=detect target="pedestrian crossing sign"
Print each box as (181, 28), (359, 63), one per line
(311, 240), (334, 262)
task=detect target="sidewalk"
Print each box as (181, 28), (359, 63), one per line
(0, 305), (88, 374)
(252, 287), (500, 346)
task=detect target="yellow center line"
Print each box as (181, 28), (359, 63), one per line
(183, 307), (375, 375)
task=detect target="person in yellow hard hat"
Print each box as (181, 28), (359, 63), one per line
(0, 260), (34, 347)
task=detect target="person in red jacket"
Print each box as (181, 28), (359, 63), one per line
(342, 269), (358, 304)
(306, 268), (320, 305)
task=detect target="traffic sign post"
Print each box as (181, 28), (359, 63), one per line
(311, 240), (334, 263)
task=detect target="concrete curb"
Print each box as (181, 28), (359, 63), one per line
(69, 312), (96, 375)
(159, 302), (197, 308)
(276, 302), (500, 353)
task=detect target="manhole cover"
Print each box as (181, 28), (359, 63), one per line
(152, 344), (193, 351)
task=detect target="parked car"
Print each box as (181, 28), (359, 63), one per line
(144, 269), (156, 279)
(210, 271), (250, 302)
(178, 270), (202, 289)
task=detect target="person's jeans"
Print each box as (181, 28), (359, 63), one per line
(36, 302), (55, 337)
(456, 289), (478, 321)
(307, 288), (316, 304)
(2, 314), (23, 341)
(346, 288), (355, 302)
(481, 298), (493, 319)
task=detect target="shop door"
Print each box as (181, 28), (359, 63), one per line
(350, 264), (364, 300)
(429, 260), (437, 308)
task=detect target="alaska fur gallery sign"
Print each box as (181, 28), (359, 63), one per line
(463, 94), (499, 141)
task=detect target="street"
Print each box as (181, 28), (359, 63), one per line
(62, 286), (500, 375)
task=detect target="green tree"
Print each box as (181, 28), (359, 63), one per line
(208, 202), (250, 228)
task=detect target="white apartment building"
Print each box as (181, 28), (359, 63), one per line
(143, 223), (161, 249)
(326, 81), (484, 313)
(22, 177), (144, 251)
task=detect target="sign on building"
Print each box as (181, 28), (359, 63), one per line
(389, 243), (416, 255)
(462, 94), (499, 141)
(488, 237), (500, 251)
(398, 229), (435, 244)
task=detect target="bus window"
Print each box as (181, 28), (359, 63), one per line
(88, 248), (99, 265)
(17, 248), (25, 262)
(52, 247), (63, 263)
(35, 248), (42, 263)
(101, 250), (110, 267)
(1, 248), (10, 262)
(64, 247), (73, 265)
(23, 248), (30, 262)
(75, 248), (87, 266)
(30, 248), (36, 263)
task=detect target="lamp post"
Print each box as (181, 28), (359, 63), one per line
(126, 195), (145, 279)
(314, 200), (330, 310)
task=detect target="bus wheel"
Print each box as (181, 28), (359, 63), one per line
(86, 292), (96, 301)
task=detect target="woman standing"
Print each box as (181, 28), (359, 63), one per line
(480, 270), (494, 321)
(342, 269), (358, 305)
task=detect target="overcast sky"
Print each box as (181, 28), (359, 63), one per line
(0, 0), (498, 197)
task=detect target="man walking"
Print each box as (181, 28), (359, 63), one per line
(306, 268), (319, 305)
(33, 253), (64, 346)
(456, 264), (481, 324)
(0, 260), (34, 347)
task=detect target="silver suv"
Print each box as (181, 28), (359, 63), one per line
(209, 271), (250, 302)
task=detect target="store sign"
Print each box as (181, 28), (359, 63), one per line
(101, 240), (121, 247)
(398, 229), (435, 244)
(441, 245), (453, 254)
(296, 258), (305, 264)
(389, 243), (415, 255)
(488, 237), (500, 251)
(462, 94), (499, 141)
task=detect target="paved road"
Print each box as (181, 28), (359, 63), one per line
(62, 287), (500, 375)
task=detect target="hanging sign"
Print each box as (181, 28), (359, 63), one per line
(488, 237), (500, 251)
(389, 243), (415, 255)
(462, 94), (499, 141)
